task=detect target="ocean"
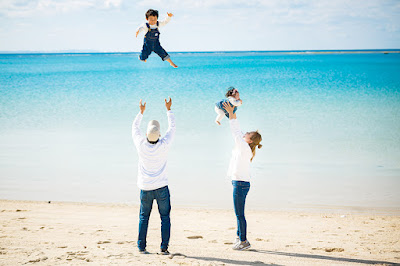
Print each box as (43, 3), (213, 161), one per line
(1, 51), (399, 211)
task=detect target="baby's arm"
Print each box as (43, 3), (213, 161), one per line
(228, 96), (243, 107)
(158, 13), (173, 28)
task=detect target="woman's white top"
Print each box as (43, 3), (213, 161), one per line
(227, 119), (252, 182)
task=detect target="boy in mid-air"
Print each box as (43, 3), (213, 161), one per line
(136, 9), (178, 68)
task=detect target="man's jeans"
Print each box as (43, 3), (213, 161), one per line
(232, 181), (250, 241)
(137, 186), (171, 251)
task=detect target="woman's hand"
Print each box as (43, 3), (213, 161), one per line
(222, 102), (236, 120)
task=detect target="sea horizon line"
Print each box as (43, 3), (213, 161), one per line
(1, 49), (400, 55)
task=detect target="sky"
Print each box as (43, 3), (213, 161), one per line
(0, 0), (399, 52)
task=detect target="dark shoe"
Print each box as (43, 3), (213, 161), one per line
(159, 248), (170, 255)
(139, 249), (149, 254)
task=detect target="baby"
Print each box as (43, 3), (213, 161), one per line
(136, 9), (178, 68)
(215, 87), (242, 125)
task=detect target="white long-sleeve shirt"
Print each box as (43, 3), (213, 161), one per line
(227, 119), (253, 182)
(136, 16), (172, 36)
(132, 111), (176, 190)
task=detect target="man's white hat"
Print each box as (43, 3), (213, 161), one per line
(147, 120), (160, 142)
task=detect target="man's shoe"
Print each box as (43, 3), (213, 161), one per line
(233, 240), (251, 251)
(139, 249), (149, 254)
(159, 248), (170, 255)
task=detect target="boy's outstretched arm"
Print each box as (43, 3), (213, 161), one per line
(158, 13), (173, 27)
(135, 23), (147, 37)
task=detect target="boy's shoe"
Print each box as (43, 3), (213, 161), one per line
(159, 248), (170, 255)
(139, 249), (149, 254)
(233, 240), (251, 251)
(234, 237), (240, 246)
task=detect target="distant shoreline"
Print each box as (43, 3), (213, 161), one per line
(0, 49), (399, 55)
(1, 199), (399, 215)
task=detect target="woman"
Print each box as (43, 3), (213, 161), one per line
(222, 102), (262, 251)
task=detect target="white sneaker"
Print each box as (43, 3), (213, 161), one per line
(233, 240), (251, 251)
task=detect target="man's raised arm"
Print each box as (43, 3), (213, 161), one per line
(163, 97), (175, 145)
(132, 99), (146, 146)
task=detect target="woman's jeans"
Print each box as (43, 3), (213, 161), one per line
(232, 180), (250, 241)
(137, 186), (171, 251)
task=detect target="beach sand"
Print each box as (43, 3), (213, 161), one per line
(0, 200), (399, 265)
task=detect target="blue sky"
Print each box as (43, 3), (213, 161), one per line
(0, 0), (399, 52)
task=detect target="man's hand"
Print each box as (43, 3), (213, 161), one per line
(165, 97), (172, 111)
(222, 102), (236, 120)
(167, 12), (173, 17)
(140, 99), (146, 114)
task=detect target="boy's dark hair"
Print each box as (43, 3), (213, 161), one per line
(225, 86), (237, 98)
(146, 9), (159, 19)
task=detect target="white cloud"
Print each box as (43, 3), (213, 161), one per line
(134, 0), (400, 29)
(0, 0), (38, 17)
(0, 0), (123, 17)
(136, 0), (262, 9)
(104, 0), (122, 9)
(0, 0), (399, 51)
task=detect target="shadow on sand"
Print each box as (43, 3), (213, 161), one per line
(180, 254), (277, 265)
(170, 248), (398, 265)
(249, 249), (398, 265)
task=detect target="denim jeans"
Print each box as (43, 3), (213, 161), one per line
(232, 180), (250, 241)
(139, 40), (170, 61)
(137, 185), (171, 251)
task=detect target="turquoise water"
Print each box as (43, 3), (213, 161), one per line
(1, 52), (400, 210)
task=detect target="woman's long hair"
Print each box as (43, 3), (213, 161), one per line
(249, 131), (262, 161)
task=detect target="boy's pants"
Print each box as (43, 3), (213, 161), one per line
(139, 40), (170, 61)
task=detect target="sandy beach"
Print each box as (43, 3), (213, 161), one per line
(0, 200), (399, 265)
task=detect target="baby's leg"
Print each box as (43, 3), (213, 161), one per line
(215, 106), (225, 125)
(139, 43), (152, 62)
(154, 43), (177, 68)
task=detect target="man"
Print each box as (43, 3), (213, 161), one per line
(131, 97), (176, 255)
